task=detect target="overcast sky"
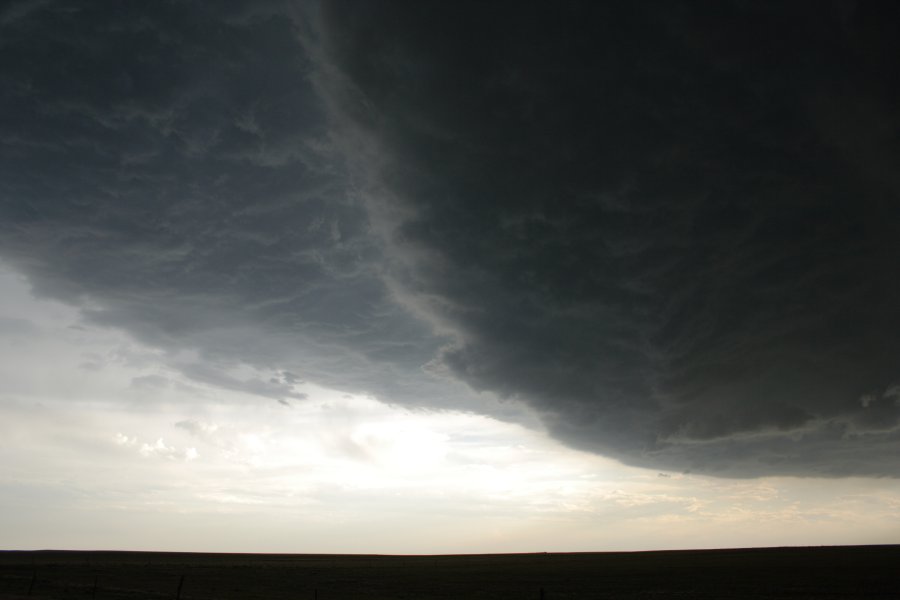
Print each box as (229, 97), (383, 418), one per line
(1, 0), (899, 553)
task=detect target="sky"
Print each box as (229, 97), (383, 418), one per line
(1, 0), (899, 553)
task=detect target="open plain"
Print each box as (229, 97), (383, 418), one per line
(1, 545), (897, 600)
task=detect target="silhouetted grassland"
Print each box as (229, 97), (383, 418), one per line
(1, 545), (897, 599)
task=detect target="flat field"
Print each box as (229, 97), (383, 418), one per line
(1, 545), (897, 599)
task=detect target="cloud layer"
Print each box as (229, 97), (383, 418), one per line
(0, 1), (487, 415)
(312, 0), (900, 476)
(2, 0), (899, 477)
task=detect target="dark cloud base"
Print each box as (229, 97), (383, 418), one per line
(315, 0), (900, 476)
(2, 0), (899, 477)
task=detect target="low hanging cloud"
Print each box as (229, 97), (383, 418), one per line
(0, 0), (478, 415)
(1, 0), (899, 477)
(311, 0), (900, 476)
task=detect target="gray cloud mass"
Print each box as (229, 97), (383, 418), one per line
(2, 0), (899, 477)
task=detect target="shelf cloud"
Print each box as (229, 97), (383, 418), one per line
(2, 0), (898, 477)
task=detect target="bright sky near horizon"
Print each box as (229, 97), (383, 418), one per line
(1, 1), (899, 552)
(2, 264), (899, 553)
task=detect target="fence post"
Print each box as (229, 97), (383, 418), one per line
(92, 574), (98, 600)
(175, 574), (185, 600)
(27, 571), (36, 596)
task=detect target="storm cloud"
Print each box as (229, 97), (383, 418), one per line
(0, 0), (470, 413)
(2, 0), (899, 477)
(312, 0), (900, 476)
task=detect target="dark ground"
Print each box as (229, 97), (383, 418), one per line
(0, 545), (897, 599)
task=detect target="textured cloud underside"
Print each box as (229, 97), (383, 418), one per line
(1, 0), (899, 476)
